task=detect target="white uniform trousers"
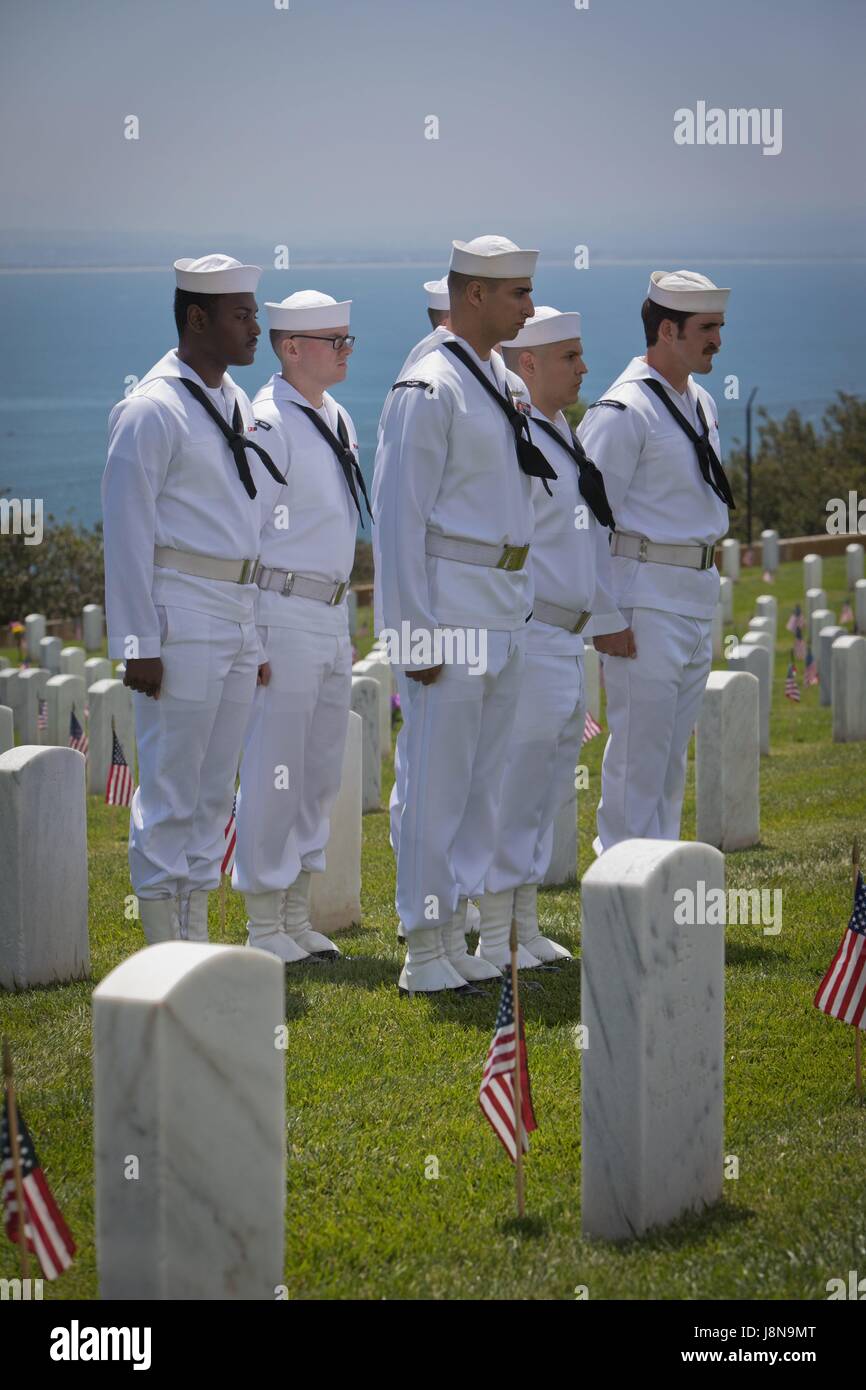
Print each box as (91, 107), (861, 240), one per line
(596, 606), (713, 851)
(395, 628), (526, 934)
(486, 649), (585, 893)
(129, 604), (260, 898)
(389, 668), (410, 857)
(232, 624), (352, 894)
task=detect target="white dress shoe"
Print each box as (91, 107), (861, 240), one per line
(245, 889), (313, 964)
(514, 883), (573, 962)
(475, 888), (543, 970)
(399, 926), (480, 995)
(444, 899), (501, 982)
(139, 896), (181, 944)
(282, 870), (341, 959)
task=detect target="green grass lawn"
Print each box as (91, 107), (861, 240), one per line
(2, 559), (865, 1300)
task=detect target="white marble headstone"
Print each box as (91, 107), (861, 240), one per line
(727, 643), (770, 754)
(720, 538), (740, 580)
(846, 543), (865, 588)
(809, 608), (834, 647)
(719, 575), (733, 623)
(0, 669), (23, 738)
(583, 644), (601, 722)
(740, 629), (774, 663)
(39, 636), (62, 674)
(85, 656), (113, 688)
(856, 579), (866, 637)
(347, 589), (358, 637)
(87, 678), (136, 795)
(46, 673), (86, 748)
(803, 553), (823, 591)
(805, 588), (827, 642)
(0, 705), (13, 755)
(351, 675), (380, 813)
(60, 646), (87, 679)
(0, 745), (89, 989)
(755, 594), (778, 643)
(0, 656), (9, 671)
(93, 942), (285, 1299)
(696, 671), (760, 850)
(17, 667), (50, 744)
(581, 839), (725, 1241)
(82, 603), (104, 652)
(831, 636), (866, 743)
(711, 603), (723, 660)
(24, 613), (46, 661)
(760, 529), (779, 572)
(310, 709), (362, 934)
(353, 654), (391, 761)
(818, 626), (846, 707)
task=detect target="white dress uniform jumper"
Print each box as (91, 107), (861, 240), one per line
(577, 272), (732, 851)
(101, 258), (284, 944)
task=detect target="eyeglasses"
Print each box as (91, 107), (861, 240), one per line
(288, 334), (356, 351)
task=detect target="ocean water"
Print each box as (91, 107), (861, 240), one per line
(1, 260), (863, 539)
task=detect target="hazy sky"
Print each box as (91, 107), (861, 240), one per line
(2, 0), (863, 260)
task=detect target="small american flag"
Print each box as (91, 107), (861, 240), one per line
(840, 601), (854, 627)
(105, 729), (134, 806)
(222, 793), (237, 876)
(479, 972), (537, 1162)
(804, 648), (819, 685)
(793, 634), (806, 662)
(784, 663), (801, 702)
(785, 604), (802, 634)
(743, 547), (754, 567)
(68, 708), (88, 755)
(2, 1096), (76, 1279)
(582, 710), (602, 745)
(814, 871), (866, 1031)
(37, 697), (47, 732)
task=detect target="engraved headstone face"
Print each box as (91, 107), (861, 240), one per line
(310, 709), (362, 935)
(803, 553), (823, 592)
(696, 671), (760, 851)
(351, 675), (380, 813)
(39, 636), (62, 674)
(45, 673), (86, 748)
(727, 643), (770, 755)
(818, 626), (846, 707)
(0, 746), (89, 990)
(94, 943), (285, 1299)
(846, 543), (865, 588)
(832, 636), (866, 743)
(87, 678), (135, 796)
(805, 588), (827, 643)
(581, 839), (725, 1241)
(24, 614), (46, 661)
(82, 603), (105, 653)
(60, 647), (87, 679)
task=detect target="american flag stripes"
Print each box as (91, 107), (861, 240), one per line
(37, 697), (47, 732)
(784, 663), (801, 701)
(2, 1096), (76, 1280)
(785, 604), (802, 634)
(814, 871), (866, 1031)
(582, 710), (602, 745)
(479, 973), (537, 1162)
(804, 648), (819, 685)
(222, 793), (237, 876)
(793, 632), (806, 662)
(105, 729), (134, 806)
(68, 707), (88, 755)
(840, 601), (854, 627)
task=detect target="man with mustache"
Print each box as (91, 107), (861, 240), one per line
(578, 270), (733, 851)
(102, 254), (279, 944)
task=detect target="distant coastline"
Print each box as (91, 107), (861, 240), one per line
(2, 256), (866, 275)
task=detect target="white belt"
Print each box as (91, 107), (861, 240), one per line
(255, 566), (349, 605)
(425, 533), (530, 571)
(610, 531), (717, 571)
(533, 599), (591, 634)
(154, 545), (259, 584)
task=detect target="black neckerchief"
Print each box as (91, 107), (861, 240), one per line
(440, 341), (558, 497)
(530, 415), (616, 530)
(178, 378), (285, 499)
(290, 400), (372, 524)
(641, 377), (735, 509)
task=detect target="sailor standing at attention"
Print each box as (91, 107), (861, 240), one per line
(395, 274), (452, 380)
(233, 291), (365, 963)
(478, 306), (623, 967)
(577, 270), (733, 852)
(102, 254), (283, 944)
(373, 234), (553, 995)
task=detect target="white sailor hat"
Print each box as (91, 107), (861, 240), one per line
(502, 305), (582, 349)
(264, 290), (352, 331)
(173, 254), (261, 294)
(424, 276), (450, 310)
(449, 235), (538, 279)
(647, 270), (730, 313)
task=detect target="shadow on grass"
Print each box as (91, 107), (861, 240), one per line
(500, 1213), (548, 1239)
(584, 1195), (755, 1257)
(725, 941), (792, 968)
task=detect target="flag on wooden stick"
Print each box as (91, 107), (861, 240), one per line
(2, 1044), (76, 1280)
(479, 970), (537, 1163)
(105, 727), (134, 806)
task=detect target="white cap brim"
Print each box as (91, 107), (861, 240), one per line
(502, 307), (582, 349)
(174, 257), (261, 294)
(265, 299), (352, 331)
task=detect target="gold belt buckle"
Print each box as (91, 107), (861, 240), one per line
(330, 580), (348, 606)
(637, 537), (649, 562)
(238, 555), (259, 584)
(573, 610), (591, 634)
(497, 543), (529, 571)
(281, 570), (296, 596)
(701, 544), (714, 570)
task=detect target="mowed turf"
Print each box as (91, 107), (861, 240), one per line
(1, 554), (865, 1300)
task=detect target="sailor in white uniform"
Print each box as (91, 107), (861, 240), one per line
(478, 307), (624, 966)
(233, 291), (364, 963)
(102, 254), (282, 943)
(577, 270), (733, 852)
(373, 234), (550, 995)
(395, 275), (452, 380)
